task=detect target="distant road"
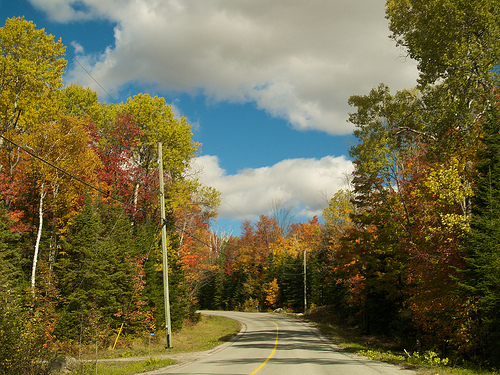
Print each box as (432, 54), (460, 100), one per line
(155, 311), (415, 375)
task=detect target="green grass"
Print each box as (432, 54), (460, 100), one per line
(70, 314), (241, 374)
(165, 314), (241, 353)
(79, 358), (175, 375)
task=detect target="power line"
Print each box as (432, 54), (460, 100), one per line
(14, 0), (257, 236)
(221, 198), (251, 223)
(7, 3), (221, 250)
(0, 132), (216, 250)
(15, 0), (119, 104)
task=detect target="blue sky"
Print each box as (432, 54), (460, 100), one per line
(1, 0), (418, 235)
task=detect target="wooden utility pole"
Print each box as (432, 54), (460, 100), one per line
(303, 249), (307, 314)
(158, 142), (172, 348)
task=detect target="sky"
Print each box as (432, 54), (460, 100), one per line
(1, 0), (418, 235)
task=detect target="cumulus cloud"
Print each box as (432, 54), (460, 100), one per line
(32, 0), (418, 134)
(192, 155), (354, 221)
(70, 41), (84, 55)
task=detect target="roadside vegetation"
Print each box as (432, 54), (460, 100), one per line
(305, 307), (500, 375)
(63, 314), (241, 374)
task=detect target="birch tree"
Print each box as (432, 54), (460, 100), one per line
(26, 115), (99, 294)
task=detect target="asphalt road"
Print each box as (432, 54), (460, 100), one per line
(152, 311), (414, 375)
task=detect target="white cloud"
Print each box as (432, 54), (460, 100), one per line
(33, 0), (418, 134)
(70, 41), (84, 55)
(192, 154), (354, 221)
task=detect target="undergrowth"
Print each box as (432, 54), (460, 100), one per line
(304, 307), (499, 375)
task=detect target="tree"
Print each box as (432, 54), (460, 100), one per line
(54, 194), (147, 341)
(0, 17), (66, 179)
(270, 199), (295, 238)
(387, 0), (500, 92)
(87, 113), (144, 216)
(0, 204), (23, 292)
(25, 114), (99, 294)
(58, 84), (103, 122)
(461, 102), (500, 365)
(323, 189), (356, 239)
(264, 278), (280, 309)
(0, 205), (51, 374)
(54, 194), (103, 341)
(118, 94), (198, 179)
(386, 0), (499, 157)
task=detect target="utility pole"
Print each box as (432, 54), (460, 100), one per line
(303, 249), (307, 315)
(158, 142), (172, 349)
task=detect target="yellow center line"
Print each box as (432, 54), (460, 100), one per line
(249, 320), (279, 375)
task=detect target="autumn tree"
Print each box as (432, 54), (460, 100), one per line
(58, 84), (103, 122)
(0, 17), (66, 215)
(0, 17), (65, 135)
(323, 189), (356, 240)
(25, 114), (99, 294)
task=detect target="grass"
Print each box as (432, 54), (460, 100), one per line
(79, 358), (175, 375)
(304, 307), (499, 375)
(165, 314), (241, 353)
(70, 314), (241, 374)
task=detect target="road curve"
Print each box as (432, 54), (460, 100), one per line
(154, 311), (415, 375)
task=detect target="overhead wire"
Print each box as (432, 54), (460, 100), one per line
(15, 0), (119, 104)
(11, 0), (258, 248)
(0, 132), (216, 250)
(8, 0), (318, 319)
(14, 0), (257, 236)
(12, 0), (223, 251)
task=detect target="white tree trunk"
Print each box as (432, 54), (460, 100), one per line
(133, 181), (140, 211)
(31, 182), (46, 295)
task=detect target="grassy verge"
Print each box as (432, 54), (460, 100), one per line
(72, 314), (241, 374)
(304, 308), (498, 375)
(79, 358), (176, 375)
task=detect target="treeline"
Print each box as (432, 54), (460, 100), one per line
(0, 17), (221, 373)
(197, 0), (500, 369)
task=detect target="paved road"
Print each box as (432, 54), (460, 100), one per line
(152, 311), (414, 375)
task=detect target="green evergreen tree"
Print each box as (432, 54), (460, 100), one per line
(165, 234), (194, 329)
(144, 222), (195, 333)
(0, 205), (51, 374)
(0, 205), (23, 292)
(55, 194), (103, 341)
(54, 195), (140, 342)
(462, 103), (500, 365)
(276, 254), (303, 311)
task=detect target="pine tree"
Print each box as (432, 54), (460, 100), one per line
(0, 205), (51, 374)
(54, 194), (104, 341)
(462, 102), (500, 365)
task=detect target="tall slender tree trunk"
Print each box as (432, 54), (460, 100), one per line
(48, 182), (60, 272)
(31, 182), (46, 295)
(132, 181), (140, 227)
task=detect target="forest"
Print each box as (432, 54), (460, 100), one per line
(1, 0), (500, 373)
